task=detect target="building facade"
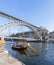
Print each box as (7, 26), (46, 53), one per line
(11, 26), (48, 40)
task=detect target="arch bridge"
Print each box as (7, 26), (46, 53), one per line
(0, 12), (42, 41)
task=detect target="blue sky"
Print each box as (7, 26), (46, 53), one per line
(0, 0), (54, 32)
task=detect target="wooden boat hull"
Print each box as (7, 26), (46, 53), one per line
(11, 45), (28, 50)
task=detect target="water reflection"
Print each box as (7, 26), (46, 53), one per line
(14, 49), (28, 55)
(4, 41), (54, 65)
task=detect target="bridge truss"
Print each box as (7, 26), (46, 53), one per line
(0, 12), (42, 40)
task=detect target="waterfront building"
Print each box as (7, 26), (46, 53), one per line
(45, 31), (54, 42)
(11, 26), (48, 40)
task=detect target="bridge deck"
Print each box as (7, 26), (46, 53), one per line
(4, 37), (40, 42)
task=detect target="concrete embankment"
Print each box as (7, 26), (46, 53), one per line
(0, 47), (25, 65)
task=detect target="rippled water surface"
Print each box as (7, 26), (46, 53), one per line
(5, 41), (54, 65)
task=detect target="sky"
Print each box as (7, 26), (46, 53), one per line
(0, 0), (54, 32)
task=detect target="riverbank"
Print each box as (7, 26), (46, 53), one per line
(0, 47), (25, 65)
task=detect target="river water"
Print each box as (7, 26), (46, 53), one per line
(4, 41), (54, 65)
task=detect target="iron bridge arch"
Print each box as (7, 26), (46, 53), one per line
(0, 12), (42, 40)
